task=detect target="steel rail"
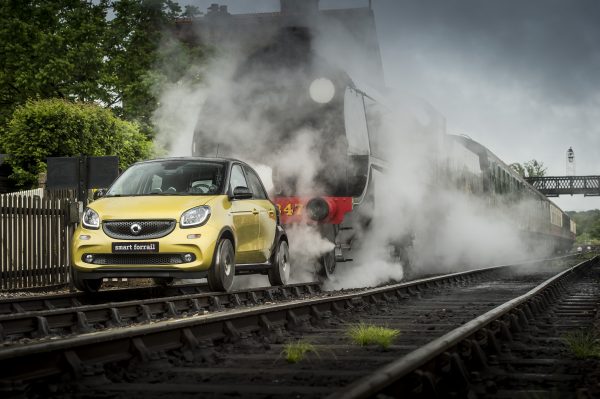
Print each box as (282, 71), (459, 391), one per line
(0, 282), (214, 315)
(0, 255), (576, 341)
(0, 254), (578, 315)
(0, 262), (517, 387)
(328, 255), (598, 399)
(0, 282), (321, 341)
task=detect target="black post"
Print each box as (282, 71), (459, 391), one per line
(78, 156), (88, 208)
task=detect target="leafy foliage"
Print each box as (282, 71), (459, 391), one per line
(105, 0), (207, 133)
(510, 160), (547, 177)
(509, 162), (526, 177)
(0, 0), (110, 125)
(347, 323), (400, 349)
(0, 0), (208, 136)
(0, 99), (152, 188)
(567, 210), (600, 244)
(281, 340), (319, 363)
(563, 330), (600, 359)
(0, 0), (210, 185)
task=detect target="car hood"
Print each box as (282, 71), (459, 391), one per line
(89, 195), (220, 221)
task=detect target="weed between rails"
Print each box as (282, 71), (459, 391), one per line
(282, 340), (319, 363)
(347, 323), (401, 349)
(563, 329), (600, 359)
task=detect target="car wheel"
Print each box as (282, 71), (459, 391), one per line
(207, 238), (235, 292)
(152, 277), (174, 287)
(71, 267), (102, 293)
(268, 240), (290, 286)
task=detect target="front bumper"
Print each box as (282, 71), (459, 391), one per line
(71, 222), (220, 276)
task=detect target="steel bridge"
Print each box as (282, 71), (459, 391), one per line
(525, 176), (600, 197)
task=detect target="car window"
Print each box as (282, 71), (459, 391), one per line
(107, 161), (225, 196)
(244, 166), (268, 200)
(150, 175), (162, 192)
(229, 164), (248, 192)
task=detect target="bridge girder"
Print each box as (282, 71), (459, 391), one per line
(525, 176), (600, 197)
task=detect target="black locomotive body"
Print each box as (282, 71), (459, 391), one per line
(187, 3), (575, 278)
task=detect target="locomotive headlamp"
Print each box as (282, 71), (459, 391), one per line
(307, 197), (335, 221)
(309, 78), (335, 104)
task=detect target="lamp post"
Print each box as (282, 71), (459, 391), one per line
(566, 147), (575, 176)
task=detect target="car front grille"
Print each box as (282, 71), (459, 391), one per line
(103, 220), (176, 240)
(90, 254), (185, 265)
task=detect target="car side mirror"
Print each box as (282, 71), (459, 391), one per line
(93, 188), (107, 200)
(232, 186), (253, 200)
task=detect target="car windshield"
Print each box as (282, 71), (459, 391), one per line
(106, 160), (226, 196)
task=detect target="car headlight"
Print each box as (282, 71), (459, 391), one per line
(181, 206), (211, 228)
(82, 208), (100, 229)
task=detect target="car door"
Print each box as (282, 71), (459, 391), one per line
(228, 164), (260, 264)
(243, 165), (277, 262)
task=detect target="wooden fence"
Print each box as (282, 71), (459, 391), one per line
(1, 188), (76, 200)
(0, 194), (75, 290)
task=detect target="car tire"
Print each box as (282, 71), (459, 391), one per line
(71, 267), (102, 293)
(152, 277), (174, 287)
(207, 238), (235, 292)
(268, 240), (290, 286)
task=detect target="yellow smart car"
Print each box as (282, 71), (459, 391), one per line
(71, 158), (290, 292)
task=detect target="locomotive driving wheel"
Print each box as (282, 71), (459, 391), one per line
(317, 225), (338, 279)
(318, 249), (336, 278)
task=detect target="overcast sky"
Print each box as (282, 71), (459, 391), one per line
(181, 0), (600, 211)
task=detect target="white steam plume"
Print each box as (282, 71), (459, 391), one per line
(153, 11), (554, 291)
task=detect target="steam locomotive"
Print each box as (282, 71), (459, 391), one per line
(191, 26), (575, 277)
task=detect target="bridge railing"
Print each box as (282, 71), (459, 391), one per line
(525, 176), (600, 196)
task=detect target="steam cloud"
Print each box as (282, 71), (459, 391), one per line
(153, 10), (553, 290)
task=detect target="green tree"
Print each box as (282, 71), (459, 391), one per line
(0, 99), (152, 188)
(523, 160), (547, 177)
(0, 0), (208, 140)
(0, 0), (110, 126)
(510, 160), (547, 178)
(567, 210), (600, 244)
(104, 0), (207, 135)
(509, 163), (526, 177)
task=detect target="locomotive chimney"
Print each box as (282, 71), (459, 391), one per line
(280, 0), (319, 28)
(280, 0), (319, 16)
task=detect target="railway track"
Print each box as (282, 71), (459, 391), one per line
(0, 282), (321, 345)
(0, 282), (216, 315)
(0, 255), (586, 398)
(335, 255), (600, 399)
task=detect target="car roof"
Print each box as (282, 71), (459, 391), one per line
(135, 157), (252, 168)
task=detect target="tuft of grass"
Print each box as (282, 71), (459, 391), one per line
(282, 340), (318, 363)
(563, 329), (600, 359)
(347, 323), (401, 349)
